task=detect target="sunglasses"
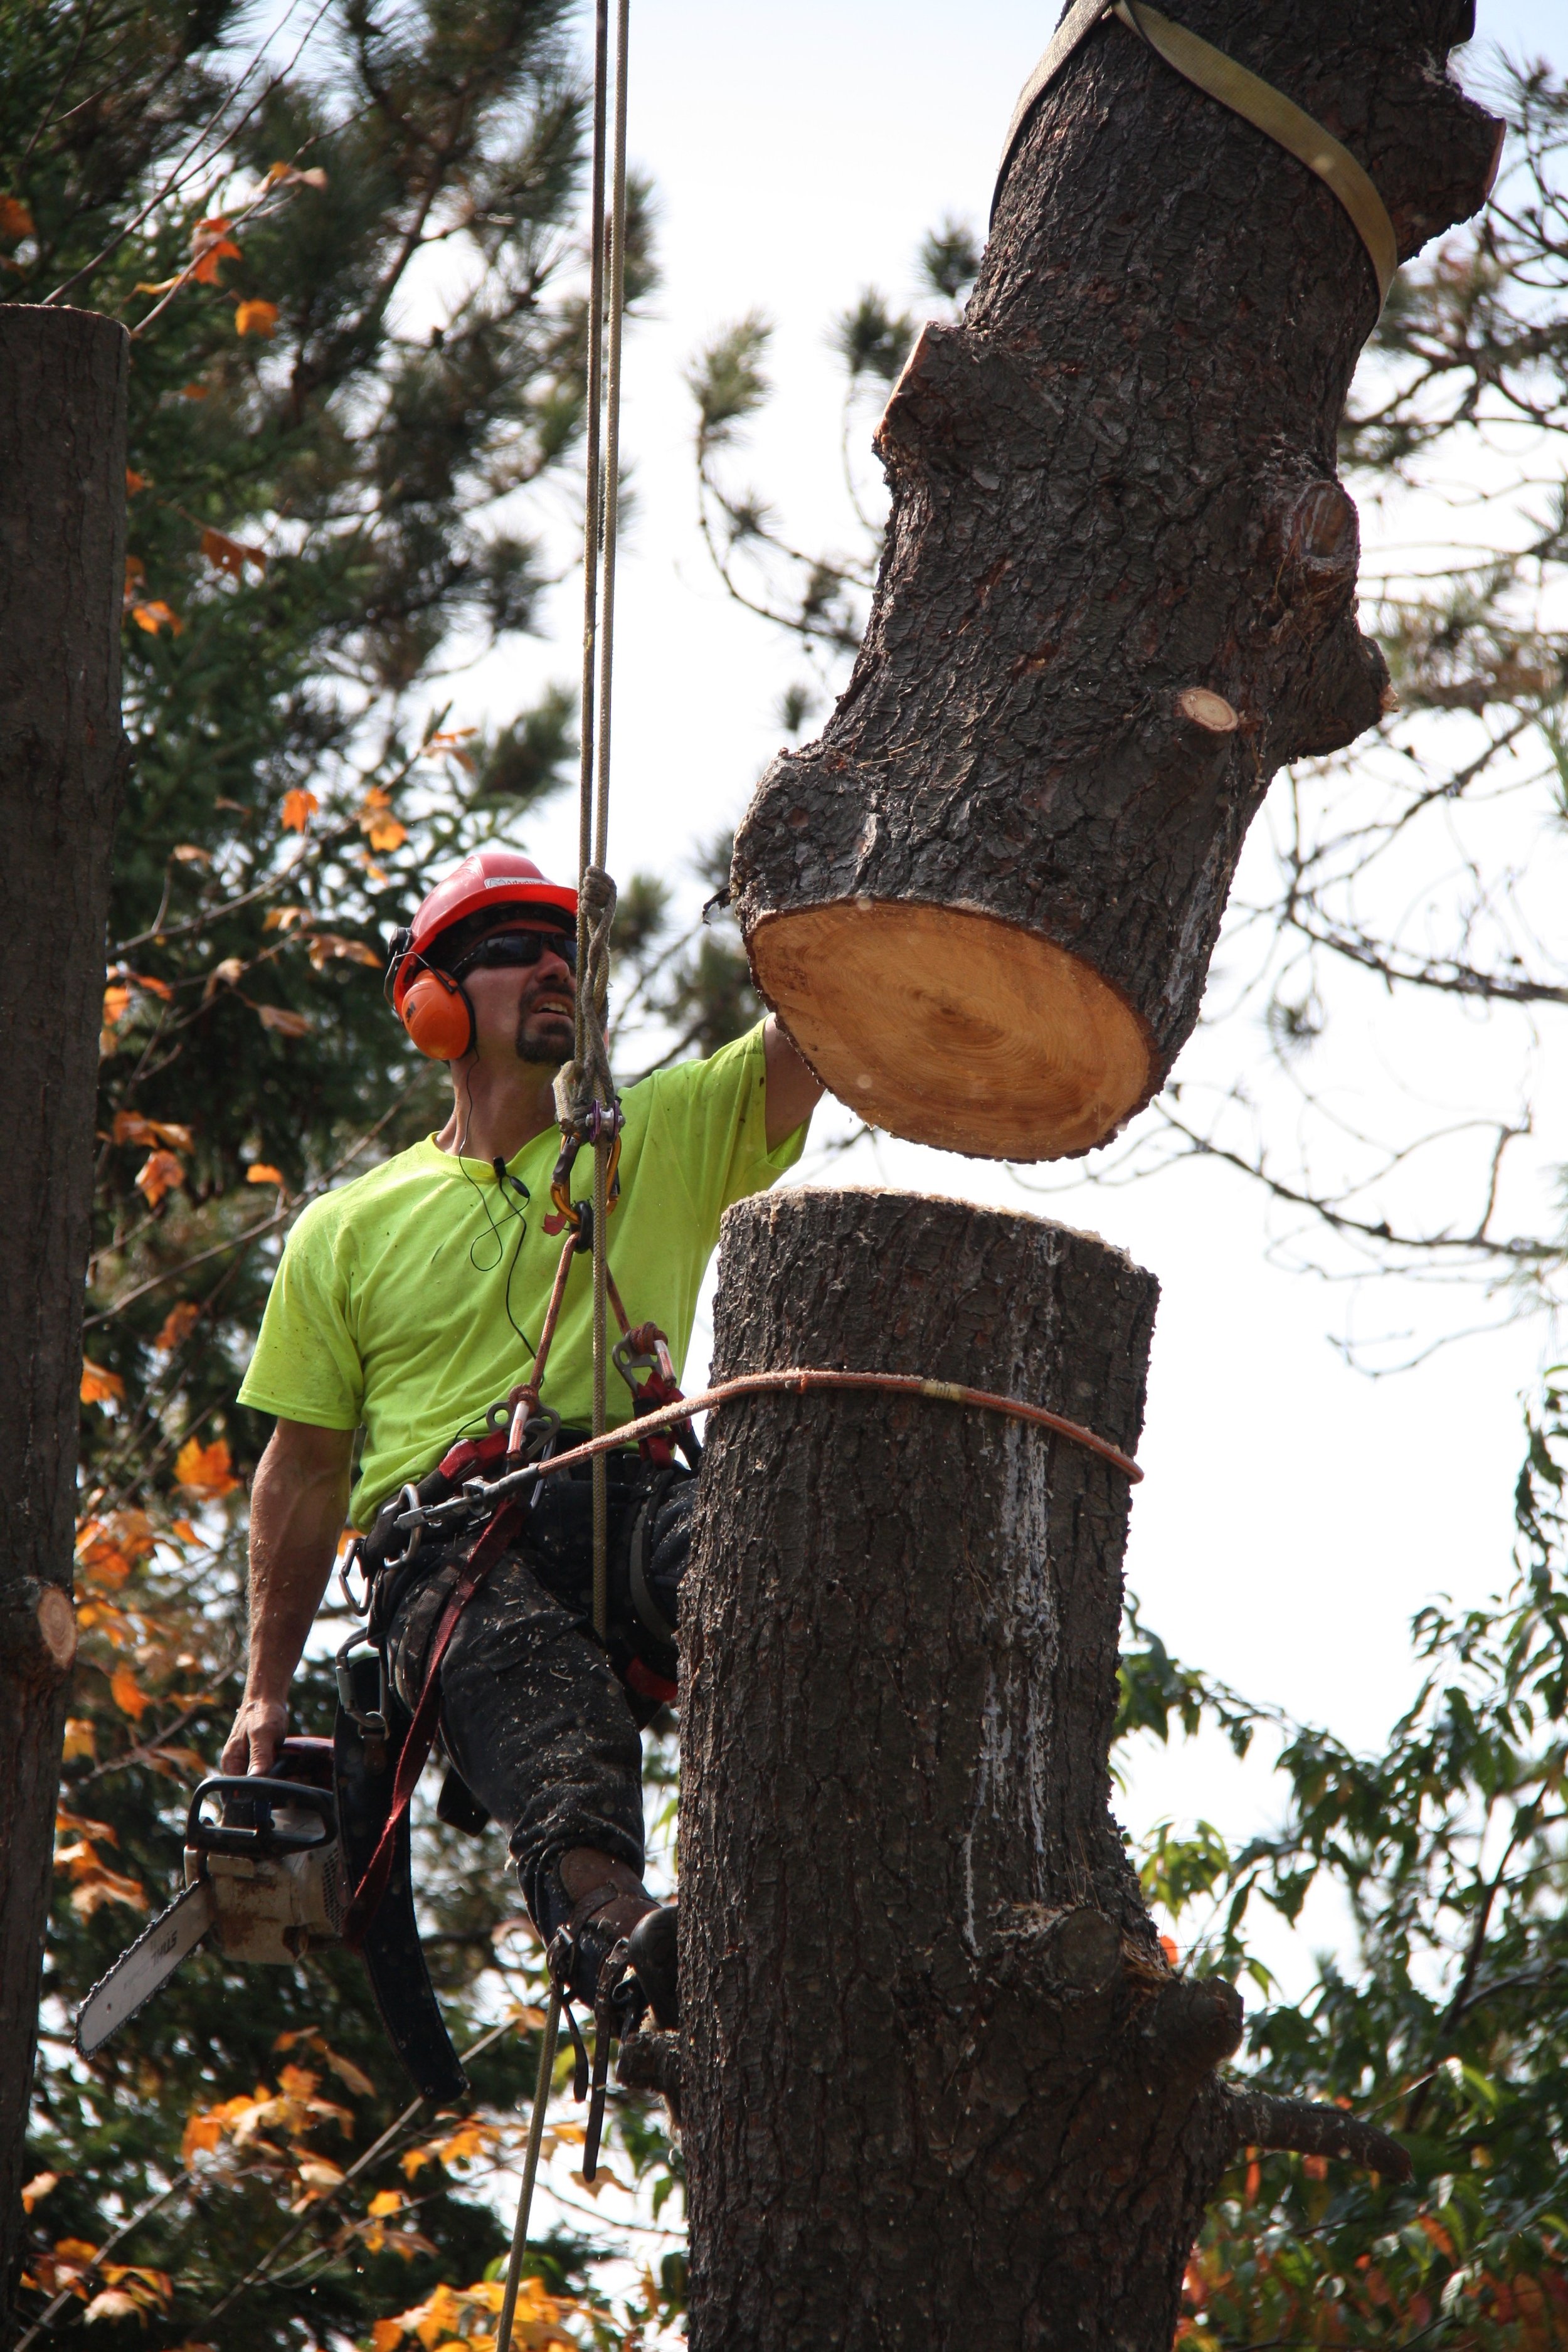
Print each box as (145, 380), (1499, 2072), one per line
(451, 926), (578, 979)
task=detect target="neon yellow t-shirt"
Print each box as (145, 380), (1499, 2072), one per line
(237, 1023), (804, 1528)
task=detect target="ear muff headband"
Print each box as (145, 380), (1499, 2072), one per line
(401, 965), (475, 1061)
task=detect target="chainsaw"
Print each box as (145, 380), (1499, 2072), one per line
(75, 1688), (469, 2106)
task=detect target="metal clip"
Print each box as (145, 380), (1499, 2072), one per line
(335, 1633), (388, 1739)
(336, 1535), (370, 1617)
(386, 1481), (425, 1569)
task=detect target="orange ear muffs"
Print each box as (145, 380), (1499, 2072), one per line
(400, 967), (475, 1061)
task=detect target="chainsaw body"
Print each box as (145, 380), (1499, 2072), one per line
(183, 1737), (342, 1963)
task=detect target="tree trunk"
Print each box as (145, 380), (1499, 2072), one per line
(0, 305), (127, 2325)
(731, 1), (1502, 1161)
(670, 1187), (1404, 2349)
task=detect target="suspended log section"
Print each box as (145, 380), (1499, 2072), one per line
(731, 0), (1502, 1159)
(667, 1188), (1406, 2350)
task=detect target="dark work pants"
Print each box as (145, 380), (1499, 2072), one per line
(384, 1468), (650, 1927)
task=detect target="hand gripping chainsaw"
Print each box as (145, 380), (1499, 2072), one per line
(75, 1707), (468, 2106)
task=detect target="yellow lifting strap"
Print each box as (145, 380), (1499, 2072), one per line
(995, 0), (1398, 311)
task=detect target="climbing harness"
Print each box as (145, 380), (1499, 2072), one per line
(994, 0), (1399, 310)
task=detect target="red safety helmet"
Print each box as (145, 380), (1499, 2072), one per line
(389, 849), (578, 1061)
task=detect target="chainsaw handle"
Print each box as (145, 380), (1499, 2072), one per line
(186, 1775), (337, 1857)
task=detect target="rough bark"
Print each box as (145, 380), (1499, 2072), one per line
(0, 305), (127, 2326)
(732, 1), (1502, 1161)
(674, 1188), (1404, 2351)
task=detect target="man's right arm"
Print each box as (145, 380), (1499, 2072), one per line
(221, 1419), (356, 1777)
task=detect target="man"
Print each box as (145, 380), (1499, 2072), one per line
(225, 846), (821, 2024)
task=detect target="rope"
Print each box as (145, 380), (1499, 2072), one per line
(499, 3), (630, 2339)
(993, 0), (1397, 310)
(480, 1365), (1143, 1493)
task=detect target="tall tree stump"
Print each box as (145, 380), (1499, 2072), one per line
(673, 1188), (1404, 2349)
(731, 2), (1502, 1160)
(0, 305), (126, 2322)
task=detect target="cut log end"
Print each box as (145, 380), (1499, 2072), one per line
(748, 899), (1152, 1161)
(37, 1585), (77, 1673)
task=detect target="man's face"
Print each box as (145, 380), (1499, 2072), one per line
(457, 920), (577, 1067)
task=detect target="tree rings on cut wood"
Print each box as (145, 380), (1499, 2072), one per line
(748, 899), (1149, 1159)
(731, 9), (1502, 1164)
(35, 1586), (77, 1674)
(1176, 686), (1239, 733)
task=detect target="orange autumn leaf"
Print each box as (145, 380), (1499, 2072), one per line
(180, 382), (210, 400)
(256, 1004), (310, 1038)
(21, 2172), (58, 2214)
(175, 1435), (239, 1496)
(132, 600), (184, 636)
(371, 2324), (405, 2352)
(102, 984), (131, 1028)
(280, 787), (319, 832)
(135, 1149), (185, 1209)
(306, 933), (381, 971)
(80, 1360), (125, 1407)
(154, 1301), (201, 1351)
(125, 468), (147, 496)
(114, 1111), (193, 1151)
(234, 299), (278, 337)
(367, 815), (407, 852)
(200, 526), (265, 578)
(61, 1718), (96, 1762)
(110, 1664), (151, 1722)
(189, 218), (241, 284)
(171, 1518), (199, 1544)
(1158, 1934), (1179, 1967)
(0, 194), (34, 240)
(246, 1163), (285, 1186)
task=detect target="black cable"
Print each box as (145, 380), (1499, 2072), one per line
(450, 1066), (536, 1375)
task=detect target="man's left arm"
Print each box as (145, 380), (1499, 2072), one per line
(763, 1015), (824, 1150)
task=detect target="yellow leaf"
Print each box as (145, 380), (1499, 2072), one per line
(153, 1301), (201, 1352)
(110, 1663), (151, 1721)
(256, 1004), (310, 1038)
(368, 2190), (403, 2218)
(279, 788), (318, 832)
(0, 194), (34, 240)
(22, 2173), (58, 2213)
(61, 1718), (96, 1762)
(263, 906), (307, 931)
(234, 299), (278, 337)
(368, 817), (407, 852)
(134, 1149), (185, 1209)
(80, 1360), (125, 1407)
(175, 1436), (239, 1497)
(400, 2145), (437, 2180)
(246, 1163), (285, 1186)
(134, 275), (185, 295)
